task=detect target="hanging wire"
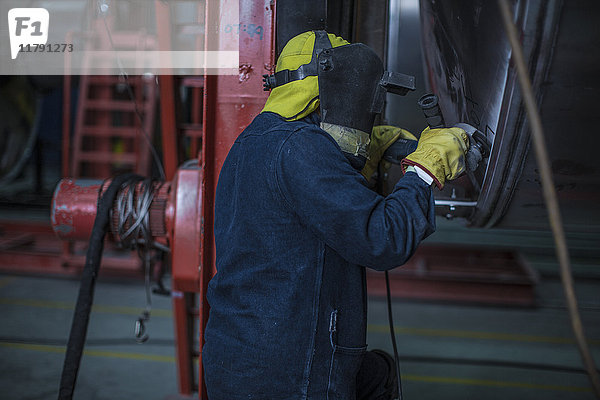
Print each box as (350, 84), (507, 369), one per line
(98, 3), (166, 181)
(95, 0), (171, 341)
(498, 1), (600, 397)
(134, 249), (153, 344)
(385, 271), (403, 400)
(377, 163), (403, 400)
(112, 178), (170, 343)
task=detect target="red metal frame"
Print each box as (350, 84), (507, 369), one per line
(2, 2), (276, 397)
(366, 245), (539, 306)
(172, 291), (199, 396)
(0, 220), (141, 277)
(155, 0), (179, 180)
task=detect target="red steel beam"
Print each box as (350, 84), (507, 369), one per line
(0, 219), (141, 277)
(172, 292), (198, 395)
(155, 0), (179, 180)
(366, 245), (539, 306)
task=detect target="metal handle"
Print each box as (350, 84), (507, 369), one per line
(417, 93), (445, 129)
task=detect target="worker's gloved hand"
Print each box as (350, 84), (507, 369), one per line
(401, 126), (469, 189)
(361, 125), (417, 181)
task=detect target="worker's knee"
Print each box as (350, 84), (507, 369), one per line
(356, 350), (398, 400)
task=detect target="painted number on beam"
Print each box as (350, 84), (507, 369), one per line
(224, 24), (264, 40)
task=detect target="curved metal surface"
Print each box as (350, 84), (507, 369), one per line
(417, 0), (600, 232)
(496, 0), (600, 232)
(51, 179), (103, 239)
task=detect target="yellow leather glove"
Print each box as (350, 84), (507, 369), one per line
(361, 125), (417, 180)
(401, 127), (469, 189)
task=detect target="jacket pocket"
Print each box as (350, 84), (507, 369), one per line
(326, 310), (367, 400)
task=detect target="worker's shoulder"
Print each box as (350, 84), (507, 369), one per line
(241, 111), (338, 150)
(236, 112), (339, 157)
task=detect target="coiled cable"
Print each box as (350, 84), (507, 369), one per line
(112, 179), (169, 343)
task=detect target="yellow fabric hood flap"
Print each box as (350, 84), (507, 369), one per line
(261, 31), (349, 121)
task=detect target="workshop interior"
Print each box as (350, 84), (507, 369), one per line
(0, 0), (599, 399)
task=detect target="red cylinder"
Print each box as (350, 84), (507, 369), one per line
(51, 179), (104, 240)
(51, 178), (172, 244)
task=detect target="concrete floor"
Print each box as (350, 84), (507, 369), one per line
(0, 274), (179, 400)
(0, 250), (598, 400)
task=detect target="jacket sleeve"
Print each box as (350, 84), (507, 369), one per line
(274, 126), (436, 271)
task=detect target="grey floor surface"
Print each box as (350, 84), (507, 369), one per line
(0, 254), (599, 400)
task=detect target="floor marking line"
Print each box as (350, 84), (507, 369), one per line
(0, 342), (591, 392)
(0, 297), (172, 317)
(0, 277), (16, 289)
(0, 342), (176, 363)
(404, 374), (591, 392)
(367, 324), (600, 345)
(3, 297), (597, 345)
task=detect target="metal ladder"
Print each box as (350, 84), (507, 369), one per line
(69, 74), (156, 178)
(61, 18), (158, 272)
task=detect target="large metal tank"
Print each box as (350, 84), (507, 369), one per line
(406, 0), (600, 233)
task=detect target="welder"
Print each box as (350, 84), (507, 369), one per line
(202, 31), (469, 399)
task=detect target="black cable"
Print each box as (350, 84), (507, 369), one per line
(58, 173), (142, 400)
(152, 252), (172, 296)
(134, 250), (152, 344)
(100, 12), (166, 181)
(385, 271), (403, 400)
(376, 161), (403, 399)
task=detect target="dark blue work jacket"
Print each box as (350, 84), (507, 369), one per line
(203, 112), (435, 400)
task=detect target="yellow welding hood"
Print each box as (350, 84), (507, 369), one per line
(261, 31), (350, 121)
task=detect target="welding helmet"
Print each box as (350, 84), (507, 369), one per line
(262, 31), (348, 120)
(262, 30), (415, 166)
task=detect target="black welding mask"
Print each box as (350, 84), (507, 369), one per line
(317, 43), (416, 168)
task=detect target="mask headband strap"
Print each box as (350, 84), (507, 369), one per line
(263, 30), (332, 91)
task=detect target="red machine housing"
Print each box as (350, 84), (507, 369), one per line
(50, 0), (276, 397)
(50, 170), (204, 293)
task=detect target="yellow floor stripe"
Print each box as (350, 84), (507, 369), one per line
(404, 374), (591, 393)
(0, 342), (175, 363)
(368, 324), (600, 346)
(0, 342), (591, 393)
(0, 277), (16, 289)
(1, 297), (597, 346)
(0, 297), (172, 318)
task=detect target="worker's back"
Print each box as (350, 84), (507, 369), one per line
(203, 110), (435, 399)
(204, 111), (370, 399)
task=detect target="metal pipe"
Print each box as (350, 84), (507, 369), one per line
(498, 0), (600, 397)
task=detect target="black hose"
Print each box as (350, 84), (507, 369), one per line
(57, 173), (142, 400)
